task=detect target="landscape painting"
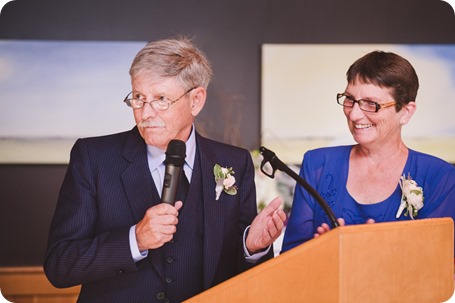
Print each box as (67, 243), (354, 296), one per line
(0, 40), (145, 163)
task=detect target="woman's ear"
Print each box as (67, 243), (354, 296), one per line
(400, 101), (416, 125)
(189, 87), (206, 117)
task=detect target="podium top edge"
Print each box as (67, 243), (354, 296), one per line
(339, 217), (454, 234)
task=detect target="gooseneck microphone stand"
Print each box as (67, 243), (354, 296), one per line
(259, 146), (340, 228)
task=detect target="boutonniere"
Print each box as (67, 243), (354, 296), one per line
(213, 164), (237, 200)
(396, 173), (424, 219)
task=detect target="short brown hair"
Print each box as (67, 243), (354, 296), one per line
(346, 51), (419, 111)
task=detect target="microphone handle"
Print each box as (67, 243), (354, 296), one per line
(161, 164), (183, 205)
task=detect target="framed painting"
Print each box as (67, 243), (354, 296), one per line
(0, 40), (145, 163)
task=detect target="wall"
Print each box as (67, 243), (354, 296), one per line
(0, 0), (454, 266)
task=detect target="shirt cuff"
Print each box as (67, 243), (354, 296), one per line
(243, 225), (271, 263)
(129, 225), (148, 263)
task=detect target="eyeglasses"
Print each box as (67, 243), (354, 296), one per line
(336, 93), (396, 113)
(123, 87), (196, 111)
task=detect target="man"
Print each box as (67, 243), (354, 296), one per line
(44, 37), (286, 303)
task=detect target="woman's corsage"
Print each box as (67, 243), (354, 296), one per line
(396, 173), (424, 219)
(214, 164), (237, 200)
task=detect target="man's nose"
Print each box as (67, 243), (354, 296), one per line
(141, 102), (157, 119)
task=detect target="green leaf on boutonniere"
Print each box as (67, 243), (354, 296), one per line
(213, 164), (237, 200)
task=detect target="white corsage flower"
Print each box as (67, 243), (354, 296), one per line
(396, 173), (424, 219)
(214, 164), (237, 200)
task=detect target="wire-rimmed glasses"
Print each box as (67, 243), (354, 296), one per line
(123, 87), (196, 111)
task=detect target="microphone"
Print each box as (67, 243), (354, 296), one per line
(161, 139), (186, 205)
(259, 146), (340, 228)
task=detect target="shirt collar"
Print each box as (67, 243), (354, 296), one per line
(146, 124), (196, 171)
(185, 125), (196, 171)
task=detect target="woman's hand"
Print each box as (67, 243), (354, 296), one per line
(313, 218), (375, 238)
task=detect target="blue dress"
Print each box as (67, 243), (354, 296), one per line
(281, 145), (455, 253)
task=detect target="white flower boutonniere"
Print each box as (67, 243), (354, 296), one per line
(396, 173), (424, 219)
(214, 164), (237, 200)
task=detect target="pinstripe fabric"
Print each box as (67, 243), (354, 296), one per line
(43, 127), (273, 303)
(160, 150), (204, 302)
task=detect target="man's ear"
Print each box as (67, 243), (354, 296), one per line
(189, 87), (206, 117)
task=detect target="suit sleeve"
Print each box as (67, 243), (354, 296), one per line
(43, 139), (137, 288)
(237, 150), (274, 269)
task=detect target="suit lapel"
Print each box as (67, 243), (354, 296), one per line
(121, 128), (159, 222)
(120, 128), (165, 280)
(196, 134), (227, 289)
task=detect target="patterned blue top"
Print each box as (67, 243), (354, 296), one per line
(281, 145), (455, 253)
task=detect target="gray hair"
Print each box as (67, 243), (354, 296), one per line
(129, 37), (213, 90)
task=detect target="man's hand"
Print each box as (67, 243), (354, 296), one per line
(246, 197), (287, 254)
(136, 201), (183, 251)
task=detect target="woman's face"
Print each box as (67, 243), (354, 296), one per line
(342, 80), (412, 149)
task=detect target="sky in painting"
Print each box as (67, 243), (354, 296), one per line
(0, 40), (146, 138)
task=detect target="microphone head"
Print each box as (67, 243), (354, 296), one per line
(165, 139), (186, 166)
(259, 146), (276, 161)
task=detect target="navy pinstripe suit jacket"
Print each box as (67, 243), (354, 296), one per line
(44, 127), (273, 302)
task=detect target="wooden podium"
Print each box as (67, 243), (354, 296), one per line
(185, 218), (454, 303)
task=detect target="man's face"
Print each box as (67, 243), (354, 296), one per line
(131, 73), (196, 150)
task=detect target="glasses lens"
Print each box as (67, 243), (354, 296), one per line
(125, 99), (144, 109)
(134, 99), (145, 108)
(151, 100), (170, 111)
(338, 95), (353, 107)
(358, 100), (378, 112)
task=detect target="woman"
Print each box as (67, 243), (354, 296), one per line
(281, 51), (455, 253)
